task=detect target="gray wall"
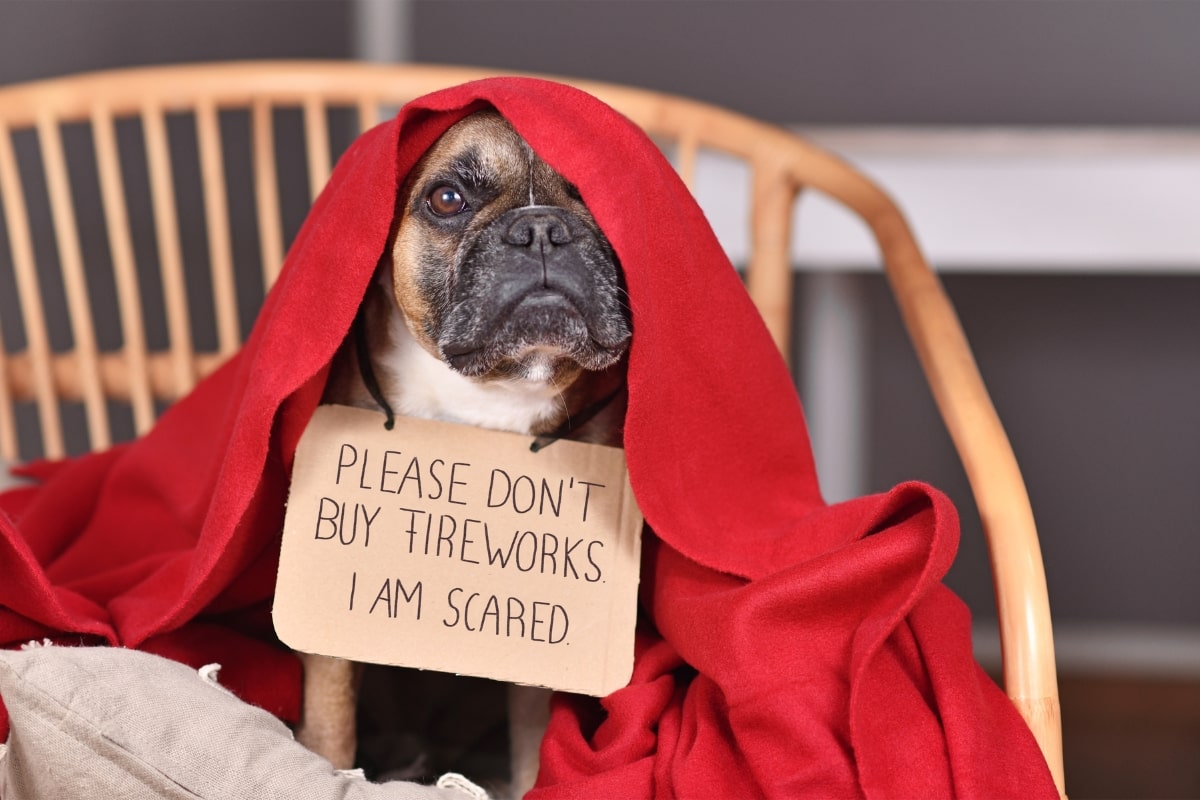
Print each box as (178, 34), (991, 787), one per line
(412, 0), (1200, 126)
(2, 0), (1197, 630)
(0, 1), (351, 83)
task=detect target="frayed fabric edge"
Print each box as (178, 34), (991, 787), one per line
(437, 772), (490, 799)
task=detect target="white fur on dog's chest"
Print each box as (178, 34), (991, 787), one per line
(380, 311), (564, 435)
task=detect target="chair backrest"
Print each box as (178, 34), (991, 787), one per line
(0, 60), (1064, 795)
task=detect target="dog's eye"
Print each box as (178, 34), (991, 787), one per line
(427, 185), (469, 217)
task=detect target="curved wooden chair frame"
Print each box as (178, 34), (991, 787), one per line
(0, 60), (1064, 796)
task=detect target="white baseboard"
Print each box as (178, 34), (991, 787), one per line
(974, 621), (1200, 679)
(690, 127), (1200, 273)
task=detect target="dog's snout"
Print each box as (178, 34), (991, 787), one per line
(503, 209), (573, 249)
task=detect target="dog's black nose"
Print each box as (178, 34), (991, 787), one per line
(503, 209), (573, 248)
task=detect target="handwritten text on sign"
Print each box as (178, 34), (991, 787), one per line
(273, 404), (642, 696)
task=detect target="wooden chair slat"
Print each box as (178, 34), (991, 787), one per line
(141, 103), (195, 399)
(196, 97), (240, 355)
(0, 120), (64, 458)
(91, 105), (156, 434)
(747, 166), (797, 360)
(303, 95), (331, 203)
(36, 111), (111, 451)
(675, 130), (698, 192)
(0, 327), (14, 460)
(356, 97), (378, 135)
(252, 97), (284, 290)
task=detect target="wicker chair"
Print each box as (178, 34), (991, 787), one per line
(0, 60), (1065, 796)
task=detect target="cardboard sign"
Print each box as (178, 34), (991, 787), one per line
(273, 404), (642, 696)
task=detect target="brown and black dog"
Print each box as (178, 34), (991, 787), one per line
(298, 111), (632, 797)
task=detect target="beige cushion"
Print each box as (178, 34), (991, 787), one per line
(0, 644), (486, 800)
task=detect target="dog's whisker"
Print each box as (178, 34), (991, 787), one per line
(528, 159), (536, 206)
(551, 385), (572, 429)
(615, 291), (634, 316)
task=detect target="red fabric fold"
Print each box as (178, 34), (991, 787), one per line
(0, 77), (1055, 797)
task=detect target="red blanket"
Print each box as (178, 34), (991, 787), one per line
(0, 78), (1056, 797)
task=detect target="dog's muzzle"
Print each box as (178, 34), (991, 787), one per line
(437, 205), (630, 379)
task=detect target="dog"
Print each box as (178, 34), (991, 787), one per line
(295, 110), (632, 797)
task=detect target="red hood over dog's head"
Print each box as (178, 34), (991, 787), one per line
(252, 77), (824, 581)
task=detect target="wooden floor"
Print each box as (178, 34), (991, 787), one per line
(1059, 673), (1200, 799)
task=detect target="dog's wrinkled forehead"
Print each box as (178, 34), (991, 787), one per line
(403, 110), (580, 217)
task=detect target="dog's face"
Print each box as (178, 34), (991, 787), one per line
(389, 111), (631, 388)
